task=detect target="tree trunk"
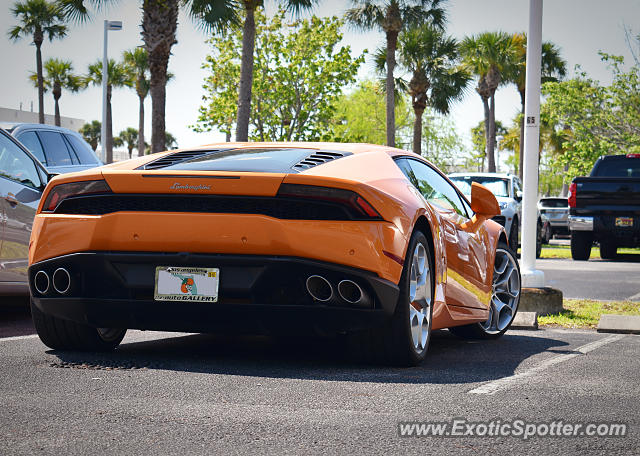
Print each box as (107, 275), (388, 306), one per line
(225, 130), (231, 142)
(106, 84), (113, 164)
(412, 107), (423, 156)
(54, 96), (60, 126)
(518, 89), (525, 180)
(53, 82), (61, 126)
(235, 4), (257, 142)
(385, 30), (398, 148)
(561, 163), (569, 196)
(482, 95), (490, 172)
(138, 93), (145, 157)
(34, 31), (44, 124)
(142, 0), (178, 153)
(487, 93), (497, 173)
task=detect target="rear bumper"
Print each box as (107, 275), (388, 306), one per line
(29, 252), (399, 335)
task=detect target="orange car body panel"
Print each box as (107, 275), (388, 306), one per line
(30, 142), (505, 330)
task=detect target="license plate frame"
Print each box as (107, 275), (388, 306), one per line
(154, 266), (219, 302)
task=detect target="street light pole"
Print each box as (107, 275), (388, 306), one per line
(521, 0), (544, 287)
(101, 19), (122, 164)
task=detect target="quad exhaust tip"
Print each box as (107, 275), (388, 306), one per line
(306, 275), (333, 302)
(52, 268), (71, 294)
(337, 280), (364, 304)
(34, 270), (50, 294)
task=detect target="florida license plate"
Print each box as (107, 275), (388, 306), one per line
(154, 266), (219, 302)
(615, 217), (633, 227)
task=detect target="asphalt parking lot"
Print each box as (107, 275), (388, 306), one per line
(1, 322), (638, 455)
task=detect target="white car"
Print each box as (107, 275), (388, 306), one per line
(448, 173), (523, 248)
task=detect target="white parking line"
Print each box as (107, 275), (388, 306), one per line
(468, 334), (626, 395)
(627, 291), (640, 301)
(0, 334), (39, 342)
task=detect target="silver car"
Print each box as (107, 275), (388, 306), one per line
(538, 197), (569, 241)
(0, 129), (51, 297)
(3, 123), (102, 174)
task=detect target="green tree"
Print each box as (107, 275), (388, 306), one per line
(79, 119), (101, 151)
(346, 0), (446, 147)
(85, 59), (132, 164)
(195, 11), (364, 142)
(8, 0), (67, 124)
(542, 53), (640, 181)
(29, 58), (81, 126)
(123, 47), (149, 158)
(393, 23), (469, 155)
(461, 31), (517, 172)
(469, 119), (507, 171)
(114, 127), (138, 159)
(508, 32), (566, 179)
(329, 79), (412, 145)
(421, 109), (466, 173)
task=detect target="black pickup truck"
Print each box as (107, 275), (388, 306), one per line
(568, 154), (640, 260)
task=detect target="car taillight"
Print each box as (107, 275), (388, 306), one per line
(277, 183), (382, 220)
(42, 180), (112, 212)
(626, 153), (640, 158)
(568, 182), (577, 208)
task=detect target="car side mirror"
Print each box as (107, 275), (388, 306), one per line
(471, 182), (500, 217)
(515, 190), (523, 202)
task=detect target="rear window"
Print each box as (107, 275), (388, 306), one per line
(539, 198), (568, 208)
(37, 131), (75, 167)
(64, 133), (98, 164)
(591, 157), (640, 177)
(165, 148), (321, 173)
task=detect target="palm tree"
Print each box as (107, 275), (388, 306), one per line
(56, 0), (235, 153)
(85, 59), (132, 164)
(234, 0), (319, 142)
(394, 24), (469, 155)
(8, 0), (67, 124)
(79, 120), (101, 151)
(114, 127), (138, 159)
(346, 0), (446, 147)
(123, 48), (150, 158)
(29, 58), (81, 126)
(509, 33), (566, 179)
(461, 31), (517, 172)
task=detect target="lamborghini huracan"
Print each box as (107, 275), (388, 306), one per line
(28, 142), (521, 365)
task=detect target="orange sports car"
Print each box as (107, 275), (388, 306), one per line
(28, 142), (521, 365)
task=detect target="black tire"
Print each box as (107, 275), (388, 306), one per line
(449, 240), (521, 340)
(31, 299), (126, 351)
(508, 219), (519, 251)
(349, 230), (434, 366)
(536, 220), (543, 259)
(599, 241), (617, 260)
(570, 231), (592, 261)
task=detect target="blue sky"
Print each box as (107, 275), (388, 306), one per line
(1, 0), (639, 152)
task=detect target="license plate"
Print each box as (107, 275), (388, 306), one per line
(154, 266), (219, 302)
(615, 217), (633, 228)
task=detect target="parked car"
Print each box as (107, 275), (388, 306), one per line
(2, 123), (102, 174)
(449, 172), (544, 257)
(28, 142), (521, 365)
(538, 197), (569, 241)
(568, 153), (640, 260)
(0, 128), (51, 297)
(448, 173), (522, 245)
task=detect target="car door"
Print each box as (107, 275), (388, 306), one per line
(26, 130), (79, 174)
(398, 158), (488, 309)
(0, 131), (44, 287)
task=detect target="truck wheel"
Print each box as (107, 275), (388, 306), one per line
(571, 231), (592, 261)
(600, 242), (617, 260)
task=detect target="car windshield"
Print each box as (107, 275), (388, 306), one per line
(449, 176), (509, 198)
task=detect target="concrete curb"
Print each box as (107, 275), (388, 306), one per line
(597, 314), (640, 334)
(511, 312), (538, 330)
(519, 287), (563, 315)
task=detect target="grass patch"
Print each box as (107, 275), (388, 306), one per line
(535, 244), (640, 259)
(538, 299), (640, 329)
